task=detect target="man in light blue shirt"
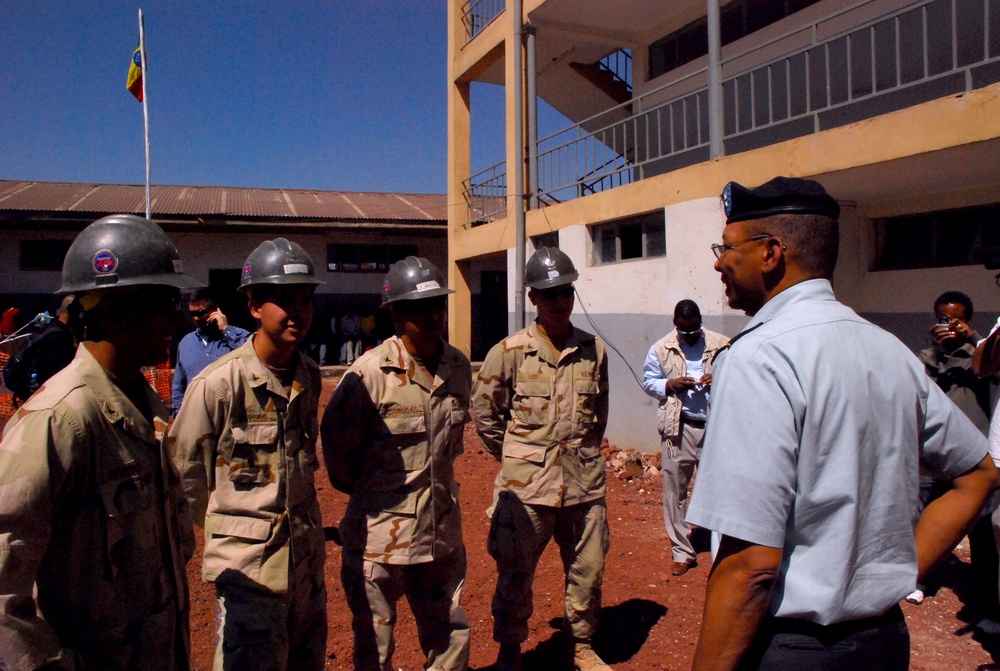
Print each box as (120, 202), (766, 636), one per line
(688, 176), (998, 671)
(171, 288), (250, 416)
(642, 300), (725, 575)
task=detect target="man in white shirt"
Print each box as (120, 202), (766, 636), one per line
(641, 300), (726, 576)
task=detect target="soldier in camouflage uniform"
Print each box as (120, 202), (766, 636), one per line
(472, 247), (612, 671)
(169, 239), (327, 671)
(322, 257), (471, 671)
(0, 214), (200, 670)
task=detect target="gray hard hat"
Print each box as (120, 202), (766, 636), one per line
(58, 214), (202, 294)
(239, 238), (324, 293)
(381, 256), (454, 306)
(525, 247), (578, 289)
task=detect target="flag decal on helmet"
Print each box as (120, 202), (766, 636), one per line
(243, 262), (252, 277)
(93, 250), (118, 274)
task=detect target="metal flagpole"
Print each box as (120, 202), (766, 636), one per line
(139, 8), (151, 219)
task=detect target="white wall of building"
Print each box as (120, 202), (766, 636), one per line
(495, 197), (1000, 453)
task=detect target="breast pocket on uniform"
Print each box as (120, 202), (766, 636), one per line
(512, 378), (552, 430)
(574, 378), (600, 425)
(382, 413), (428, 471)
(229, 423), (279, 487)
(98, 470), (154, 576)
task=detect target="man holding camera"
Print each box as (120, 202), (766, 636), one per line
(920, 291), (992, 432)
(171, 287), (250, 416)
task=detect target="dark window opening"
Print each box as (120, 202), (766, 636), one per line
(873, 204), (1000, 271)
(327, 244), (418, 273)
(592, 211), (667, 265)
(20, 240), (72, 271)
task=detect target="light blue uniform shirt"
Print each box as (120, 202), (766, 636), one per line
(687, 279), (987, 625)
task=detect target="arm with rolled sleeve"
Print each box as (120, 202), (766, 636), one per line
(641, 345), (668, 400)
(168, 375), (227, 526)
(0, 408), (82, 670)
(471, 343), (514, 460)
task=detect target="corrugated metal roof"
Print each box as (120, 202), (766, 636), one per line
(0, 180), (448, 222)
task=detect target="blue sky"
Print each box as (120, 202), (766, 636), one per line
(1, 1), (510, 194)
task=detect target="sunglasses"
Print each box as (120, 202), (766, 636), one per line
(189, 308), (211, 318)
(536, 287), (575, 300)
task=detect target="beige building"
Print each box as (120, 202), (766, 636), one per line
(447, 0), (1000, 451)
(0, 180), (447, 355)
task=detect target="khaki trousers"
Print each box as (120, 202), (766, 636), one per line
(662, 420), (705, 563)
(488, 492), (611, 644)
(341, 551), (470, 671)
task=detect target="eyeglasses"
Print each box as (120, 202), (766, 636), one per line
(677, 327), (702, 336)
(711, 234), (772, 260)
(189, 308), (211, 318)
(536, 286), (575, 301)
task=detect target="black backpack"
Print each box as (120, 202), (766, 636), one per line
(3, 322), (76, 404)
(3, 333), (44, 403)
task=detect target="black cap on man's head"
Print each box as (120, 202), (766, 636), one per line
(722, 177), (840, 224)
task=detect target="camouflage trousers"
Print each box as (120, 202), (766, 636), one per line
(341, 551), (470, 671)
(212, 568), (327, 671)
(488, 492), (610, 644)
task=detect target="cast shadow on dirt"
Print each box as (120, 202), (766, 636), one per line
(927, 552), (1000, 668)
(475, 598), (667, 670)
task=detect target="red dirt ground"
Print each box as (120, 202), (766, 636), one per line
(184, 377), (1000, 670)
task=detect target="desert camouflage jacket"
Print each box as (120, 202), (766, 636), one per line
(322, 336), (471, 564)
(0, 345), (194, 671)
(472, 322), (609, 507)
(168, 337), (325, 593)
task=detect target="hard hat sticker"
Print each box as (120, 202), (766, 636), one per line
(93, 250), (118, 275)
(173, 259), (184, 273)
(547, 270), (559, 279)
(416, 281), (441, 291)
(243, 262), (252, 277)
(284, 263), (308, 275)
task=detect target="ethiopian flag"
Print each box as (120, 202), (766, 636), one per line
(127, 40), (143, 101)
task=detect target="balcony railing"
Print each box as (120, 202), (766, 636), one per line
(462, 0), (505, 44)
(600, 48), (633, 92)
(464, 0), (1000, 224)
(465, 163), (507, 225)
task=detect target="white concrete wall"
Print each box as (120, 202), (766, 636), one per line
(495, 197), (1000, 453)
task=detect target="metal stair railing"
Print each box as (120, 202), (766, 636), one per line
(463, 0), (1000, 224)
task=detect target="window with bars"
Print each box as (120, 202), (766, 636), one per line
(591, 211), (666, 266)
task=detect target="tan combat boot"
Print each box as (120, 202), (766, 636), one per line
(573, 640), (612, 671)
(495, 642), (522, 671)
